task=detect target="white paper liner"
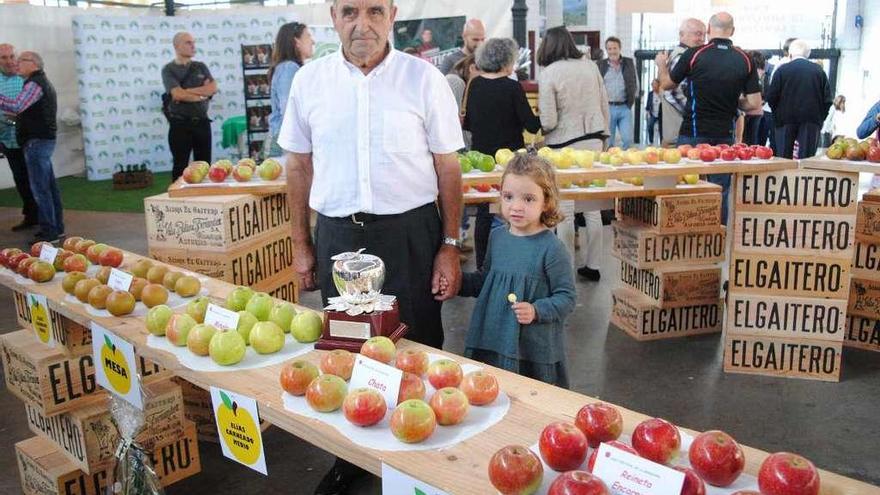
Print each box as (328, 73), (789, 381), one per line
(529, 431), (760, 494)
(281, 353), (510, 452)
(84, 301), (150, 318)
(146, 333), (314, 372)
(165, 285), (211, 308)
(12, 273), (34, 285)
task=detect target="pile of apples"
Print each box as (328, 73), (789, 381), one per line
(280, 337), (500, 444)
(144, 285), (323, 366)
(825, 136), (880, 162)
(0, 238), (125, 285)
(460, 151), (497, 173)
(181, 158), (282, 184)
(489, 402), (820, 495)
(677, 143), (774, 163)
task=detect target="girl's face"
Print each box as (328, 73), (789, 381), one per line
(501, 173), (547, 236)
(296, 28), (316, 61)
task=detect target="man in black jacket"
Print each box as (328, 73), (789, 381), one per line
(765, 39), (832, 159)
(0, 51), (63, 242)
(598, 37), (638, 149)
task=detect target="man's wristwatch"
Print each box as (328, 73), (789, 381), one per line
(442, 236), (462, 250)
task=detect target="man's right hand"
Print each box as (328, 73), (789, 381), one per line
(293, 241), (318, 291)
(654, 51), (669, 68)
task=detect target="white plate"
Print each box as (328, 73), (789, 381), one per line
(147, 332), (313, 372)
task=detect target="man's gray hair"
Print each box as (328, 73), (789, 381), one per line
(475, 38), (518, 73)
(21, 51), (43, 70)
(788, 39), (811, 58)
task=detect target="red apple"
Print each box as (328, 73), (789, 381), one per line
(208, 165), (228, 183)
(390, 399), (436, 443)
(847, 146), (866, 161)
(587, 441), (637, 473)
(488, 445), (544, 495)
(459, 370), (499, 406)
(867, 146), (880, 163)
(539, 422), (588, 472)
(343, 387), (387, 427)
(360, 336), (396, 364)
(631, 418), (681, 465)
(7, 252), (29, 270)
(320, 349), (355, 380)
(548, 471), (609, 495)
(63, 253), (89, 273)
(85, 243), (108, 264)
(755, 146), (774, 159)
(737, 147), (754, 160)
(397, 371), (426, 404)
(696, 143), (711, 149)
(182, 165), (204, 184)
(305, 374), (348, 413)
(30, 241), (52, 257)
(700, 148), (717, 162)
(18, 256), (38, 276)
(720, 148), (737, 161)
(279, 360), (319, 396)
(28, 260), (56, 283)
(0, 248), (22, 268)
(717, 143), (729, 149)
(758, 452), (820, 495)
(575, 402), (623, 448)
(474, 183), (492, 193)
(426, 358), (463, 389)
(686, 148), (702, 160)
(395, 348), (429, 376)
(674, 466), (707, 495)
(98, 248), (123, 267)
(53, 249), (74, 271)
(428, 387), (469, 426)
(232, 164), (253, 182)
(677, 144), (693, 156)
(689, 430), (745, 487)
(730, 492), (761, 495)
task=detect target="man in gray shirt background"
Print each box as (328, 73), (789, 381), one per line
(438, 19), (485, 75)
(161, 32), (217, 180)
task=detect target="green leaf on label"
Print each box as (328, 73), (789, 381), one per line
(103, 334), (114, 352)
(220, 390), (233, 410)
(415, 488), (427, 495)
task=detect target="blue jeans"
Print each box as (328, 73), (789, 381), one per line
(23, 139), (64, 237)
(609, 105), (633, 149)
(676, 134), (734, 225)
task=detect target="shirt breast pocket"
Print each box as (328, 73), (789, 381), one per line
(383, 110), (423, 153)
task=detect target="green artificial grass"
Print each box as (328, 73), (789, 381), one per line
(0, 172), (172, 213)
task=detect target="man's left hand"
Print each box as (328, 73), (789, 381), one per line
(432, 245), (461, 301)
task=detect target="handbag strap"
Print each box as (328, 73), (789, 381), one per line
(460, 76), (473, 122)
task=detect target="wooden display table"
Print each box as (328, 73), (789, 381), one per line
(166, 176), (287, 198)
(0, 249), (875, 494)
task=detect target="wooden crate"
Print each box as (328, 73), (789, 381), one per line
(732, 212), (854, 258)
(15, 421), (200, 495)
(844, 315), (880, 352)
(734, 169), (859, 215)
(254, 267), (298, 303)
(848, 278), (880, 320)
(729, 253), (851, 299)
(617, 259), (720, 308)
(149, 232), (294, 287)
(145, 192), (291, 252)
(615, 192), (721, 232)
(24, 377), (185, 474)
(611, 222), (725, 269)
(723, 335), (843, 382)
(855, 201), (880, 243)
(172, 377), (217, 442)
(610, 287), (722, 340)
(12, 289), (92, 357)
(852, 238), (880, 281)
(726, 294), (846, 342)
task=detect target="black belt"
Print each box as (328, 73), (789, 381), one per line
(609, 101), (628, 106)
(320, 202), (435, 226)
(169, 115), (211, 124)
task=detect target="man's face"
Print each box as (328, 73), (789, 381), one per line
(681, 23), (706, 47)
(463, 27), (485, 53)
(605, 41), (621, 60)
(332, 0), (396, 62)
(16, 54), (37, 77)
(0, 47), (16, 76)
(175, 34), (196, 58)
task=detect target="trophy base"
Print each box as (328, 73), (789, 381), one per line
(315, 301), (409, 352)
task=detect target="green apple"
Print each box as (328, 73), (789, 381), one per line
(257, 159), (282, 180)
(249, 321), (286, 354)
(146, 305), (174, 336)
(458, 154), (473, 173)
(236, 310), (259, 344)
(290, 311), (324, 343)
(245, 292), (274, 321)
(209, 329), (246, 366)
(269, 302), (297, 333)
(683, 174), (700, 185)
(187, 323), (217, 356)
(477, 154), (496, 172)
(186, 296), (210, 323)
(225, 286), (254, 311)
(166, 313), (197, 346)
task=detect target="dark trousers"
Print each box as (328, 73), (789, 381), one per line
(677, 134), (734, 225)
(314, 202), (444, 349)
(1, 144), (38, 222)
(168, 118), (212, 181)
(775, 122), (820, 160)
(743, 113), (763, 145)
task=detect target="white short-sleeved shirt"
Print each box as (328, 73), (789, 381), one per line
(278, 48), (464, 217)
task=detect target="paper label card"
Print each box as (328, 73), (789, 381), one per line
(38, 244), (58, 263)
(107, 268), (133, 292)
(27, 293), (55, 347)
(210, 387), (267, 475)
(349, 355), (403, 411)
(382, 463), (449, 495)
(592, 442), (685, 495)
(91, 322), (143, 409)
(204, 303), (240, 331)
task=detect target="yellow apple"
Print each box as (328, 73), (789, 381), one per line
(590, 178), (607, 187)
(537, 146), (554, 158)
(610, 155), (625, 167)
(574, 150), (594, 168)
(495, 148), (515, 167)
(684, 174), (700, 185)
(555, 151), (575, 169)
(599, 152), (612, 164)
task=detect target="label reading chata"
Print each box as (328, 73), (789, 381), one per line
(730, 255), (848, 298)
(725, 337), (840, 379)
(735, 214), (852, 253)
(727, 294), (845, 339)
(845, 315), (880, 350)
(736, 170), (858, 213)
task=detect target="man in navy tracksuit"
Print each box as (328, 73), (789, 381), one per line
(655, 12), (762, 224)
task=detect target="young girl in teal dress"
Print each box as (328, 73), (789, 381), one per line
(459, 153), (576, 388)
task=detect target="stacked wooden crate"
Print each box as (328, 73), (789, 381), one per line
(725, 169), (858, 381)
(145, 192), (297, 302)
(610, 192), (725, 340)
(846, 196), (880, 353)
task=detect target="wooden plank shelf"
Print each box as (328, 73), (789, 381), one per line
(464, 180), (720, 204)
(166, 176), (287, 198)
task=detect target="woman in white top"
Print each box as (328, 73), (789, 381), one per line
(822, 95), (846, 147)
(537, 25), (609, 281)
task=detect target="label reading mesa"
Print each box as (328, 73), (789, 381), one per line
(91, 323), (142, 409)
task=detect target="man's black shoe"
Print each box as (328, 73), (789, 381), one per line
(11, 219), (38, 232)
(32, 231), (60, 244)
(577, 266), (601, 281)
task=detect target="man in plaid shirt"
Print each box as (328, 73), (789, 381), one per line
(0, 44), (38, 232)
